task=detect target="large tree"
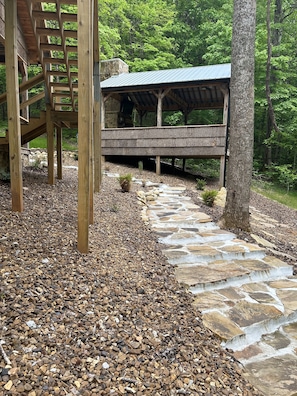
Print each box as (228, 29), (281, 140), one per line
(220, 0), (256, 231)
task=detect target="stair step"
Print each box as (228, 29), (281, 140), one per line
(163, 240), (267, 266)
(191, 276), (297, 349)
(175, 256), (293, 292)
(158, 228), (236, 245)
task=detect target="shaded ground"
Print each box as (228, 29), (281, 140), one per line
(1, 157), (294, 395)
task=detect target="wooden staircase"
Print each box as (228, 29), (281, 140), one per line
(0, 1), (79, 149)
(25, 0), (79, 113)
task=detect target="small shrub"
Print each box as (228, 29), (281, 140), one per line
(196, 178), (206, 190)
(201, 189), (218, 207)
(118, 173), (133, 192)
(138, 160), (143, 174)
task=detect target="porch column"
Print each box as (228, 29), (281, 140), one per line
(5, 0), (23, 212)
(77, 0), (94, 253)
(156, 90), (163, 127)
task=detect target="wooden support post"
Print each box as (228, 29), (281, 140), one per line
(56, 126), (62, 180)
(46, 104), (55, 185)
(172, 158), (175, 167)
(77, 0), (94, 253)
(93, 0), (101, 192)
(219, 155), (225, 188)
(183, 158), (186, 172)
(156, 156), (161, 175)
(154, 89), (170, 127)
(157, 91), (162, 127)
(5, 0), (23, 212)
(94, 61), (101, 192)
(221, 86), (229, 187)
(101, 97), (105, 130)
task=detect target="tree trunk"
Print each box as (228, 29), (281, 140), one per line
(220, 0), (256, 231)
(265, 0), (282, 165)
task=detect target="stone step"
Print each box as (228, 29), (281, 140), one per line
(192, 276), (297, 350)
(175, 256), (293, 292)
(158, 228), (236, 246)
(236, 323), (297, 396)
(162, 240), (267, 266)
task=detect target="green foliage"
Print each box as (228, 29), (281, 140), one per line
(138, 160), (143, 174)
(201, 189), (218, 207)
(30, 137), (47, 149)
(267, 164), (297, 192)
(118, 173), (133, 192)
(186, 159), (220, 179)
(196, 178), (206, 190)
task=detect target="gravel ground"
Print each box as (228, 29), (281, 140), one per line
(2, 156), (292, 396)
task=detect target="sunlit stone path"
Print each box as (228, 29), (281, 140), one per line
(137, 181), (297, 396)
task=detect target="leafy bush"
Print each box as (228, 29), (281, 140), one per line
(267, 164), (297, 192)
(118, 173), (133, 192)
(201, 189), (218, 207)
(196, 178), (206, 190)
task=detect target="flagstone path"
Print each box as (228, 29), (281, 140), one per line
(137, 181), (297, 396)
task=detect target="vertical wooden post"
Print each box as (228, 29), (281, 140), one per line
(46, 104), (55, 185)
(156, 156), (161, 175)
(77, 0), (93, 253)
(101, 96), (105, 130)
(221, 86), (229, 187)
(156, 90), (162, 127)
(5, 0), (23, 212)
(219, 156), (225, 188)
(183, 159), (186, 172)
(93, 0), (101, 192)
(94, 62), (101, 192)
(56, 125), (62, 180)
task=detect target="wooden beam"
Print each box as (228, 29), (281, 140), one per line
(5, 0), (23, 212)
(0, 73), (44, 105)
(46, 104), (55, 185)
(37, 27), (78, 38)
(77, 0), (93, 253)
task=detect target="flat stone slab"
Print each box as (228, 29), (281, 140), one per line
(202, 311), (244, 341)
(276, 289), (297, 315)
(228, 301), (282, 328)
(245, 354), (297, 396)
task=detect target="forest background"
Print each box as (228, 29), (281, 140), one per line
(0, 0), (297, 191)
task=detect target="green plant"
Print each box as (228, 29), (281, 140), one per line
(32, 157), (42, 169)
(268, 164), (297, 193)
(138, 160), (143, 174)
(118, 173), (133, 192)
(196, 178), (206, 190)
(110, 204), (119, 213)
(201, 189), (218, 207)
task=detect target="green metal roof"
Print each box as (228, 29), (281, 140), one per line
(101, 63), (231, 90)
